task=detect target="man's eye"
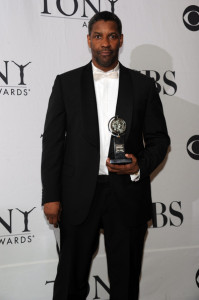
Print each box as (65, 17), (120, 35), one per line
(110, 34), (117, 39)
(95, 35), (101, 39)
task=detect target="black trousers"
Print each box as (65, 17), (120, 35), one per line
(53, 177), (147, 300)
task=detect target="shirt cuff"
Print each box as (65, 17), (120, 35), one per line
(130, 170), (140, 182)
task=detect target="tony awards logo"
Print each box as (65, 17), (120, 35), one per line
(41, 0), (119, 27)
(0, 60), (31, 96)
(0, 207), (36, 245)
(108, 115), (132, 164)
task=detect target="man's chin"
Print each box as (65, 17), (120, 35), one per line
(96, 58), (116, 69)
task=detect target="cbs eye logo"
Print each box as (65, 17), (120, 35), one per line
(196, 269), (199, 288)
(183, 5), (199, 31)
(187, 135), (199, 160)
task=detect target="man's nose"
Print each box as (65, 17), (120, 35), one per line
(101, 37), (110, 47)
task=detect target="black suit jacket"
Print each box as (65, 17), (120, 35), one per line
(41, 62), (170, 226)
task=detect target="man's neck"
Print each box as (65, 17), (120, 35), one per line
(92, 60), (119, 72)
(92, 61), (119, 73)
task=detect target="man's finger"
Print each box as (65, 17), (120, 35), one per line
(107, 166), (133, 174)
(48, 216), (54, 224)
(106, 161), (133, 171)
(46, 213), (58, 224)
(48, 216), (58, 227)
(125, 153), (137, 163)
(107, 166), (119, 173)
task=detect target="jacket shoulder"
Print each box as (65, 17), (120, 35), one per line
(121, 64), (154, 87)
(58, 63), (89, 81)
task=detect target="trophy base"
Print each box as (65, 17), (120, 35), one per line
(110, 158), (132, 165)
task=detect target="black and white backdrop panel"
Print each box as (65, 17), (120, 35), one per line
(0, 1), (199, 299)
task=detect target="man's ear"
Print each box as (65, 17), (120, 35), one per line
(119, 34), (123, 48)
(87, 34), (91, 48)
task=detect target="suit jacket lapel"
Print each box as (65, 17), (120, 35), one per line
(115, 63), (134, 142)
(81, 62), (99, 148)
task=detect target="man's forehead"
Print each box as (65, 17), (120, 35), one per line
(91, 20), (119, 33)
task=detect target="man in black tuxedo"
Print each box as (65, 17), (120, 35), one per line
(41, 11), (170, 300)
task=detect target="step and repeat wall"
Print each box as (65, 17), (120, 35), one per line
(0, 1), (199, 299)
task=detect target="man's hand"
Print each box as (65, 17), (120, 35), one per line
(106, 154), (139, 175)
(44, 202), (61, 228)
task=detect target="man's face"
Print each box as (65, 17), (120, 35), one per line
(87, 20), (123, 72)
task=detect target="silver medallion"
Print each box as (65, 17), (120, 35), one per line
(108, 115), (126, 136)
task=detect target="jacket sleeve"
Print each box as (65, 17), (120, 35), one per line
(41, 75), (66, 205)
(137, 79), (170, 179)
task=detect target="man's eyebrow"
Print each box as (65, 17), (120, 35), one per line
(110, 32), (120, 36)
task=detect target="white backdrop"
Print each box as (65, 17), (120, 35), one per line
(0, 1), (199, 299)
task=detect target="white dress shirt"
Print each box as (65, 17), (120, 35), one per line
(92, 63), (140, 181)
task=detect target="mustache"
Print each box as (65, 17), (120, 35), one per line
(98, 49), (113, 54)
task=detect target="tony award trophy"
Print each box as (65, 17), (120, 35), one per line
(108, 115), (132, 164)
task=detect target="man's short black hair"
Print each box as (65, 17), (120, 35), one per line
(88, 11), (122, 35)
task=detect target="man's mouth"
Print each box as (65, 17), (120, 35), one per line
(100, 50), (112, 56)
